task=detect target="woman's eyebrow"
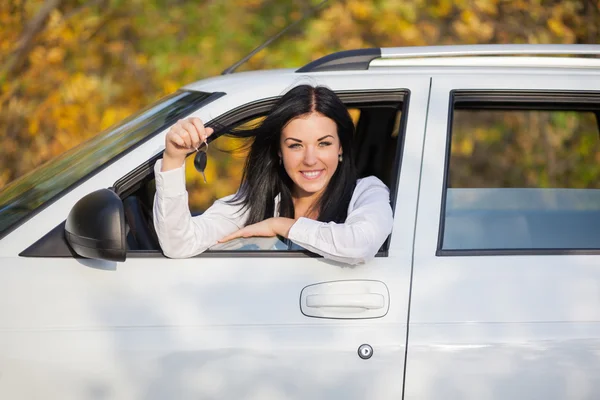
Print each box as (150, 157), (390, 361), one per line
(318, 135), (334, 141)
(284, 137), (302, 143)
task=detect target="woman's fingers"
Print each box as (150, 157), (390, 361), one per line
(189, 117), (213, 146)
(167, 130), (186, 148)
(164, 117), (214, 166)
(176, 125), (192, 148)
(218, 229), (246, 243)
(182, 121), (201, 149)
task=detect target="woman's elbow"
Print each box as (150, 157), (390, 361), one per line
(337, 228), (382, 264)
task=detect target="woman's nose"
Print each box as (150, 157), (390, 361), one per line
(303, 147), (317, 165)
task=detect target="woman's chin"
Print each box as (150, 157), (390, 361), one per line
(294, 181), (327, 196)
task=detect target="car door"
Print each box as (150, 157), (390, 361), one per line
(406, 71), (600, 399)
(0, 72), (431, 399)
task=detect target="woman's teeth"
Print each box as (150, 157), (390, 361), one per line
(301, 170), (322, 179)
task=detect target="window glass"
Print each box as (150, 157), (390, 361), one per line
(0, 90), (214, 238)
(443, 106), (600, 251)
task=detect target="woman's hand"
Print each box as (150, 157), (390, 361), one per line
(218, 217), (295, 243)
(162, 117), (214, 171)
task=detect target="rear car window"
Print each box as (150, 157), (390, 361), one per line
(441, 95), (600, 252)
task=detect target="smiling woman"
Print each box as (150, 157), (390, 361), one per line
(153, 85), (394, 264)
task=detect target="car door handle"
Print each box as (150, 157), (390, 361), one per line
(306, 294), (384, 309)
(300, 280), (390, 319)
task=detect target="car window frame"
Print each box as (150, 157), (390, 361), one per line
(437, 89), (600, 257)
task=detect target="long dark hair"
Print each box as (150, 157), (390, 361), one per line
(227, 84), (357, 225)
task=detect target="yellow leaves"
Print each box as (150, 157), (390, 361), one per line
(28, 46), (47, 66)
(135, 54), (149, 66)
(28, 119), (39, 136)
(47, 9), (63, 30)
(397, 20), (423, 44)
(474, 0), (498, 16)
(162, 80), (180, 95)
(453, 9), (494, 43)
(61, 73), (101, 103)
(0, 169), (11, 190)
(245, 0), (263, 9)
(547, 17), (575, 42)
(100, 108), (131, 131)
(452, 136), (474, 156)
(107, 41), (126, 54)
(428, 0), (453, 18)
(461, 10), (476, 24)
(348, 0), (374, 21)
(47, 47), (65, 64)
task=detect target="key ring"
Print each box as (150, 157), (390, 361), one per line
(194, 139), (208, 153)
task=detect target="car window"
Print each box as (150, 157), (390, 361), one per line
(0, 90), (218, 239)
(441, 96), (600, 252)
(120, 96), (406, 255)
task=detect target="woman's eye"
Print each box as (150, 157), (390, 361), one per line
(288, 143), (301, 149)
(319, 141), (332, 147)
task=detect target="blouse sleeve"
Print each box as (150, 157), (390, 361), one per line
(152, 159), (246, 258)
(287, 177), (393, 265)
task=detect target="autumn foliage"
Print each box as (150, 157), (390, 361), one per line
(1, 0), (599, 194)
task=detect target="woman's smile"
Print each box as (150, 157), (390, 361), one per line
(300, 169), (325, 180)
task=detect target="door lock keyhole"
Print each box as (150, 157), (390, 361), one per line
(358, 344), (373, 360)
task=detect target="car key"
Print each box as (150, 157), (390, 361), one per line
(194, 141), (208, 183)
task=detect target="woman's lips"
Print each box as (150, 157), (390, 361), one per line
(300, 169), (324, 180)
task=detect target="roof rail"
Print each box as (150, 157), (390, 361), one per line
(296, 48), (381, 73)
(297, 44), (600, 73)
(380, 44), (600, 59)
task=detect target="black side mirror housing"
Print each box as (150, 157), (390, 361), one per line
(65, 189), (126, 262)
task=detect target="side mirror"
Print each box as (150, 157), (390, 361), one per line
(65, 189), (126, 262)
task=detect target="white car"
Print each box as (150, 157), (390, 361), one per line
(1, 44), (600, 399)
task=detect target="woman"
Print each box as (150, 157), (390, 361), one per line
(153, 85), (393, 265)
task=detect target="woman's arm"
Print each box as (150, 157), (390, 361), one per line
(153, 159), (245, 258)
(287, 177), (394, 265)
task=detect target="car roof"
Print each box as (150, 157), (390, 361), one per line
(183, 44), (600, 93)
(183, 68), (298, 93)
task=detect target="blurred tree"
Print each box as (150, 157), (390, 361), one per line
(1, 0), (599, 209)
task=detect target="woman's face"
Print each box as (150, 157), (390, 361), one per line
(279, 112), (342, 199)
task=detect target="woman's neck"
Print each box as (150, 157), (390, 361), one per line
(292, 191), (321, 220)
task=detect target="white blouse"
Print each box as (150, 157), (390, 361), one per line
(152, 159), (394, 265)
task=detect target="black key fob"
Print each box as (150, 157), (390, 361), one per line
(194, 150), (208, 183)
